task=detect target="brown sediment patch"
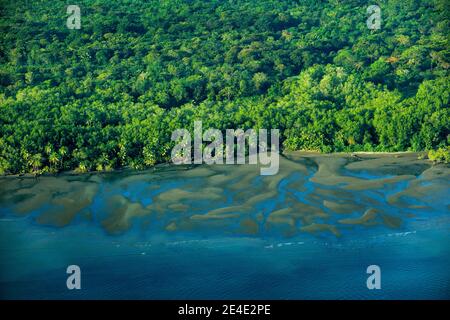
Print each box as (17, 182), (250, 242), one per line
(314, 187), (355, 200)
(182, 213), (240, 232)
(168, 203), (190, 211)
(286, 179), (308, 193)
(245, 191), (278, 206)
(3, 176), (99, 226)
(301, 202), (328, 221)
(11, 178), (99, 218)
(178, 166), (216, 178)
(266, 203), (329, 230)
(344, 153), (430, 176)
(163, 217), (199, 232)
(86, 174), (103, 183)
(116, 172), (156, 187)
(266, 215), (295, 227)
(230, 156), (306, 190)
(188, 205), (250, 221)
(239, 218), (259, 235)
(269, 207), (292, 217)
(145, 184), (160, 191)
(319, 190), (382, 208)
(156, 187), (225, 202)
(101, 195), (149, 234)
(385, 165), (450, 208)
(266, 208), (295, 227)
(145, 202), (165, 217)
(231, 163), (297, 208)
(265, 218), (297, 236)
(388, 183), (448, 208)
(363, 195), (384, 207)
(256, 212), (264, 222)
(190, 212), (241, 220)
(300, 223), (341, 237)
(381, 214), (402, 228)
(323, 199), (361, 214)
(206, 173), (233, 186)
(338, 208), (402, 229)
(277, 155), (309, 175)
(287, 152), (432, 188)
(266, 170), (291, 189)
(417, 165), (450, 180)
(36, 184), (98, 227)
(289, 200), (329, 219)
(165, 221), (177, 231)
(0, 178), (38, 200)
(229, 172), (261, 192)
(308, 157), (363, 186)
(13, 193), (49, 215)
(304, 193), (326, 204)
(344, 175), (415, 191)
(146, 185), (228, 218)
(208, 205), (250, 215)
(339, 208), (380, 226)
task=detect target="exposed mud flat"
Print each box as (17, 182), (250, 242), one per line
(0, 152), (448, 237)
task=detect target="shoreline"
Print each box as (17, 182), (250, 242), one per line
(0, 151), (431, 179)
(284, 150), (424, 156)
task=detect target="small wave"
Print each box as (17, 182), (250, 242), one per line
(265, 241), (305, 249)
(387, 231), (417, 237)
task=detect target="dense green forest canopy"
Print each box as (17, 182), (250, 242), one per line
(0, 0), (449, 174)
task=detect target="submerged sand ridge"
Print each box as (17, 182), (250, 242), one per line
(0, 152), (448, 237)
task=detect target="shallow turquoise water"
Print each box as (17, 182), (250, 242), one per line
(0, 155), (449, 299)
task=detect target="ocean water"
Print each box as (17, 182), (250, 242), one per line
(0, 153), (449, 299)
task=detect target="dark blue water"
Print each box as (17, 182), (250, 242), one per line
(0, 216), (449, 299)
(0, 155), (449, 299)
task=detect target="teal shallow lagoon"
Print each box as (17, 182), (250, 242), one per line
(0, 153), (449, 299)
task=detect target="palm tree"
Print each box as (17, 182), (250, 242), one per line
(49, 152), (60, 171)
(44, 144), (52, 156)
(21, 149), (30, 166)
(77, 162), (87, 173)
(59, 146), (68, 169)
(29, 153), (42, 175)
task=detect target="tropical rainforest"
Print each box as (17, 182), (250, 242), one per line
(0, 0), (449, 174)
